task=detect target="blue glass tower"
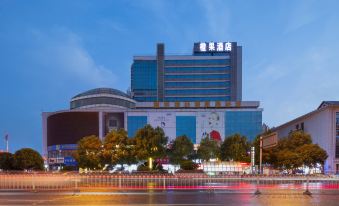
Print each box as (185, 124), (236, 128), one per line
(131, 42), (242, 102)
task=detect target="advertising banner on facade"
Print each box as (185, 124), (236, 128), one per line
(196, 112), (225, 143)
(148, 112), (176, 141)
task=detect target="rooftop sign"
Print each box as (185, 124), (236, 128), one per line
(194, 42), (232, 53)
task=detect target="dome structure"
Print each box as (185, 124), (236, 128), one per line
(70, 88), (136, 109)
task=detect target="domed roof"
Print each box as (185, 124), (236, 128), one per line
(72, 88), (131, 99)
(70, 88), (135, 110)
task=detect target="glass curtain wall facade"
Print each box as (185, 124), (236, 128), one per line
(225, 111), (262, 140)
(131, 42), (242, 102)
(164, 59), (231, 102)
(176, 116), (196, 143)
(126, 110), (262, 142)
(131, 60), (157, 102)
(127, 116), (147, 137)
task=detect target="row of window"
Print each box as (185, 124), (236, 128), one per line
(48, 150), (75, 158)
(133, 89), (157, 96)
(132, 60), (157, 67)
(133, 96), (158, 102)
(70, 97), (135, 109)
(164, 96), (231, 102)
(165, 66), (230, 73)
(165, 74), (230, 80)
(165, 89), (230, 95)
(165, 59), (230, 66)
(165, 81), (230, 88)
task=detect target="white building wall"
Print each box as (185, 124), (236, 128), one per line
(275, 107), (336, 174)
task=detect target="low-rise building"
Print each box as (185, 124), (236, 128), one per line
(273, 101), (339, 174)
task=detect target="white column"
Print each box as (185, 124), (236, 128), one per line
(99, 112), (104, 140)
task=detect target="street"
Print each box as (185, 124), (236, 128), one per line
(1, 190), (339, 206)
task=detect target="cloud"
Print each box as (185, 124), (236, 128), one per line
(29, 27), (117, 87)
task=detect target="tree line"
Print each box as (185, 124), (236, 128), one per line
(1, 125), (326, 173)
(0, 148), (44, 171)
(74, 124), (328, 172)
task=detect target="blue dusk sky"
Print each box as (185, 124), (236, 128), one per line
(0, 0), (339, 153)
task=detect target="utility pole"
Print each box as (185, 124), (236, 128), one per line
(259, 132), (278, 175)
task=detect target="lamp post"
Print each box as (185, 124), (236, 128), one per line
(149, 146), (158, 171)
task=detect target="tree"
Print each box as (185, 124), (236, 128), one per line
(285, 131), (312, 150)
(102, 129), (136, 168)
(296, 144), (328, 169)
(13, 148), (44, 170)
(134, 125), (168, 161)
(169, 135), (194, 164)
(0, 152), (14, 170)
(262, 131), (328, 172)
(74, 135), (102, 170)
(220, 134), (250, 162)
(275, 149), (302, 170)
(197, 136), (220, 161)
(180, 160), (198, 170)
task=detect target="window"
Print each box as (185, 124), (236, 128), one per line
(109, 119), (117, 127)
(127, 116), (147, 137)
(176, 116), (196, 143)
(225, 111), (262, 141)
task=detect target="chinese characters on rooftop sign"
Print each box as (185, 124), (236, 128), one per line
(194, 42), (232, 53)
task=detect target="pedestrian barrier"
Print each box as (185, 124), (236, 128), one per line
(0, 173), (339, 194)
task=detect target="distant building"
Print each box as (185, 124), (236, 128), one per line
(131, 42), (242, 102)
(273, 101), (339, 174)
(42, 42), (262, 169)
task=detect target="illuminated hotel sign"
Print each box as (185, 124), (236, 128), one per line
(194, 42), (232, 52)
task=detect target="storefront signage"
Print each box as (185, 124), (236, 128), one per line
(194, 42), (232, 52)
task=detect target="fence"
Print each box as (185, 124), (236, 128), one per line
(1, 173), (339, 193)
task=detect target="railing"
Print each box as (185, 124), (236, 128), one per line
(1, 173), (339, 193)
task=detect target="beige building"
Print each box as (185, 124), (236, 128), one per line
(273, 101), (339, 174)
